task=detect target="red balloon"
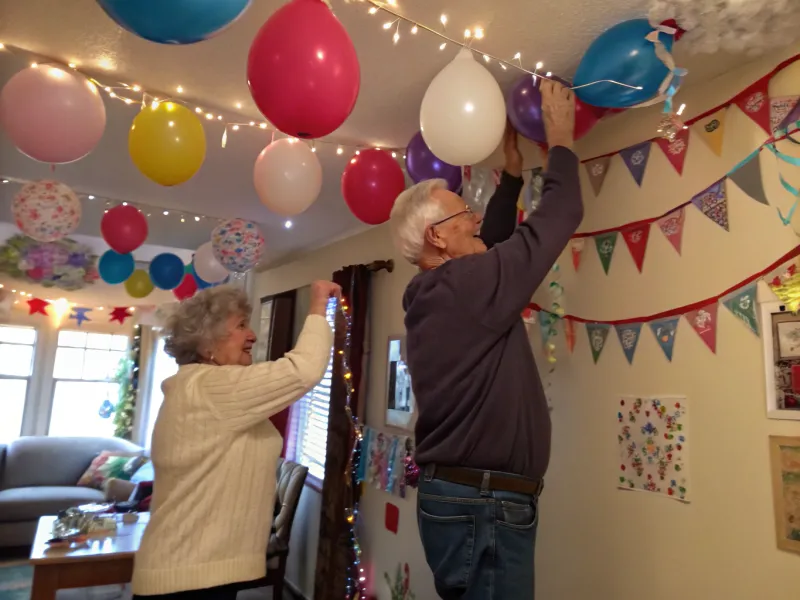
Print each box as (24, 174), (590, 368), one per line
(575, 99), (602, 140)
(247, 0), (360, 139)
(101, 205), (148, 254)
(342, 149), (406, 225)
(173, 273), (198, 301)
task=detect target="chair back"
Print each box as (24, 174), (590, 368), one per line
(273, 458), (308, 545)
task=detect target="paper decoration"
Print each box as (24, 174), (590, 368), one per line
(734, 77), (771, 134)
(722, 283), (759, 335)
(13, 180), (82, 243)
(361, 427), (411, 498)
(539, 311), (554, 347)
(621, 224), (650, 272)
(615, 323), (643, 364)
(655, 127), (690, 175)
(617, 396), (690, 502)
(586, 323), (611, 363)
(27, 297), (50, 316)
(695, 108), (727, 156)
(692, 180), (729, 231)
(728, 150), (769, 206)
(211, 218), (265, 274)
(570, 238), (585, 271)
(385, 502), (399, 534)
(565, 319), (576, 354)
(649, 317), (679, 361)
(771, 96), (800, 133)
(657, 208), (686, 255)
(685, 302), (719, 353)
(594, 232), (618, 275)
(69, 307), (92, 326)
(110, 307), (133, 324)
(619, 142), (652, 186)
(584, 156), (611, 196)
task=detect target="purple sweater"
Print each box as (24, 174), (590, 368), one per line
(402, 146), (583, 481)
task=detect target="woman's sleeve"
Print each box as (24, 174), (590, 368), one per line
(198, 314), (333, 431)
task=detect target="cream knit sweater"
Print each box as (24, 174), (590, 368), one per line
(132, 314), (333, 596)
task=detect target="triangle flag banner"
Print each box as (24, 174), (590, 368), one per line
(571, 238), (585, 271)
(649, 317), (679, 361)
(694, 108), (727, 157)
(655, 128), (690, 175)
(733, 76), (771, 134)
(619, 142), (651, 186)
(615, 323), (643, 364)
(594, 232), (619, 275)
(771, 96), (800, 133)
(728, 150), (769, 206)
(584, 156), (611, 196)
(685, 302), (719, 353)
(692, 180), (729, 231)
(586, 323), (611, 364)
(722, 283), (760, 336)
(621, 223), (651, 272)
(565, 319), (576, 354)
(657, 208), (686, 255)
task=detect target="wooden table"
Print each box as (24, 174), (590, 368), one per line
(29, 513), (149, 600)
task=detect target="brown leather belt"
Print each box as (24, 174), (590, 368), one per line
(425, 464), (544, 496)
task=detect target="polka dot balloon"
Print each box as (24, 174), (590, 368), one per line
(211, 218), (265, 273)
(13, 180), (82, 242)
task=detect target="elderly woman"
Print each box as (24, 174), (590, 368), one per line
(132, 281), (339, 600)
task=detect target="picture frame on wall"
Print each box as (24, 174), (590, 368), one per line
(385, 335), (415, 431)
(769, 435), (800, 555)
(759, 301), (800, 420)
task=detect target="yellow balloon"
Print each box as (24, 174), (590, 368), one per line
(125, 269), (154, 299)
(129, 101), (206, 186)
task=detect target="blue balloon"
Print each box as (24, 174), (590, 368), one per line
(96, 0), (252, 45)
(98, 250), (135, 285)
(573, 19), (674, 108)
(149, 253), (185, 290)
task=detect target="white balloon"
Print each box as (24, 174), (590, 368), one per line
(253, 138), (322, 216)
(420, 49), (506, 166)
(193, 241), (228, 283)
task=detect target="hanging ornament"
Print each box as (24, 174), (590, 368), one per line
(657, 112), (685, 141)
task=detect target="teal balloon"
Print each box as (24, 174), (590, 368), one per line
(99, 250), (135, 285)
(149, 253), (185, 290)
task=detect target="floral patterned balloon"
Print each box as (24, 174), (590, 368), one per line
(211, 218), (264, 273)
(13, 180), (82, 242)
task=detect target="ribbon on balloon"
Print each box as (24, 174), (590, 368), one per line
(633, 25), (687, 113)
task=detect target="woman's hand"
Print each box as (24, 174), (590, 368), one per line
(309, 280), (342, 316)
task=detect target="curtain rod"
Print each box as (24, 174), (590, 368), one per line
(366, 259), (394, 273)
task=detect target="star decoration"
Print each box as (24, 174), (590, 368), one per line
(27, 297), (50, 316)
(110, 307), (133, 324)
(69, 307), (92, 326)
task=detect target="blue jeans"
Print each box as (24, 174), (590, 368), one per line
(417, 476), (538, 600)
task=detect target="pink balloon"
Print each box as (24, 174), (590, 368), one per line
(247, 0), (360, 139)
(0, 65), (106, 164)
(342, 150), (406, 225)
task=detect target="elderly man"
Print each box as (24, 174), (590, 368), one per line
(389, 81), (583, 600)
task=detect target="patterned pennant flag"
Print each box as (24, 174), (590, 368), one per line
(649, 317), (679, 361)
(619, 142), (652, 186)
(594, 232), (618, 275)
(734, 76), (771, 134)
(586, 323), (611, 364)
(691, 180), (729, 231)
(655, 128), (690, 175)
(694, 108), (727, 157)
(657, 208), (686, 255)
(621, 223), (651, 272)
(684, 302), (719, 353)
(584, 156), (611, 196)
(565, 319), (576, 354)
(571, 238), (585, 271)
(727, 150), (768, 205)
(771, 96), (800, 133)
(615, 323), (643, 364)
(722, 283), (759, 336)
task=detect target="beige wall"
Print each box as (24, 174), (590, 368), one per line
(255, 43), (800, 600)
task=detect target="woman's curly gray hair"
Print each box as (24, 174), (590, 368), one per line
(163, 285), (252, 365)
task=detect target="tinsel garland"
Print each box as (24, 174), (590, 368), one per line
(112, 323), (141, 439)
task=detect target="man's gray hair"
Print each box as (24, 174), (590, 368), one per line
(163, 285), (252, 365)
(389, 178), (448, 264)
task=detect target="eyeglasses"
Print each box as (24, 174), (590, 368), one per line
(430, 206), (474, 228)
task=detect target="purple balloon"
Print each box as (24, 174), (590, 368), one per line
(405, 132), (462, 192)
(507, 75), (546, 143)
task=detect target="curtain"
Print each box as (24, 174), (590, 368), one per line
(314, 264), (371, 600)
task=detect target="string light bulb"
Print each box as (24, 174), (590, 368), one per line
(337, 147), (344, 155)
(536, 61), (544, 69)
(514, 52), (521, 60)
(677, 103), (686, 116)
(132, 84), (141, 92)
(383, 21), (393, 29)
(368, 6), (378, 14)
(474, 27), (484, 39)
(205, 113), (213, 120)
(232, 124), (239, 131)
(464, 29), (471, 38)
(235, 102), (242, 109)
(439, 42), (447, 50)
(411, 24), (418, 34)
(440, 14), (447, 26)
(68, 62), (77, 69)
(259, 123), (267, 129)
(176, 85), (183, 93)
(195, 107), (202, 113)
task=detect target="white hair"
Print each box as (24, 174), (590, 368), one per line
(389, 178), (448, 264)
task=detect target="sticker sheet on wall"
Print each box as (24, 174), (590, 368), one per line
(617, 396), (690, 503)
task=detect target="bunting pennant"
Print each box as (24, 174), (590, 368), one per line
(655, 128), (690, 175)
(734, 76), (771, 134)
(691, 180), (729, 231)
(649, 317), (679, 361)
(69, 307), (92, 326)
(657, 208), (686, 255)
(594, 232), (619, 275)
(722, 283), (759, 335)
(771, 96), (800, 133)
(571, 239), (585, 271)
(110, 307), (133, 324)
(684, 303), (719, 353)
(584, 156), (611, 196)
(565, 319), (576, 354)
(621, 223), (651, 272)
(615, 323), (643, 364)
(586, 323), (611, 363)
(694, 108), (727, 156)
(619, 142), (652, 186)
(27, 297), (50, 316)
(727, 150), (769, 205)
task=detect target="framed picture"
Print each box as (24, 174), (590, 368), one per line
(777, 320), (800, 359)
(759, 301), (800, 420)
(385, 335), (415, 431)
(769, 435), (800, 554)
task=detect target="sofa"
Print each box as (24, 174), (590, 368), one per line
(0, 436), (142, 547)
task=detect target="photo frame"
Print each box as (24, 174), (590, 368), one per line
(385, 335), (415, 431)
(759, 301), (800, 420)
(769, 435), (800, 555)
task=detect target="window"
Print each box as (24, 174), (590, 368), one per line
(48, 331), (129, 438)
(143, 335), (179, 447)
(0, 326), (36, 443)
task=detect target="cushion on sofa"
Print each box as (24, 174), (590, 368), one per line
(77, 451), (142, 489)
(0, 486), (105, 522)
(130, 460), (154, 483)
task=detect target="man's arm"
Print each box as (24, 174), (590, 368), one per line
(479, 123), (524, 249)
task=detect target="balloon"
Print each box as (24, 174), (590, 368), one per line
(129, 101), (206, 186)
(461, 167), (498, 213)
(575, 98), (602, 140)
(186, 263), (213, 290)
(13, 181), (82, 242)
(247, 0), (360, 138)
(342, 149), (405, 225)
(95, 0), (251, 44)
(149, 253), (185, 290)
(405, 132), (462, 192)
(211, 219), (265, 273)
(101, 205), (148, 254)
(98, 250), (135, 285)
(173, 273), (198, 301)
(125, 269), (154, 299)
(193, 242), (229, 283)
(574, 19), (674, 108)
(254, 139), (322, 216)
(420, 49), (506, 166)
(0, 65), (106, 164)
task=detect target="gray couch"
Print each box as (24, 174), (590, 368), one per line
(0, 436), (142, 547)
